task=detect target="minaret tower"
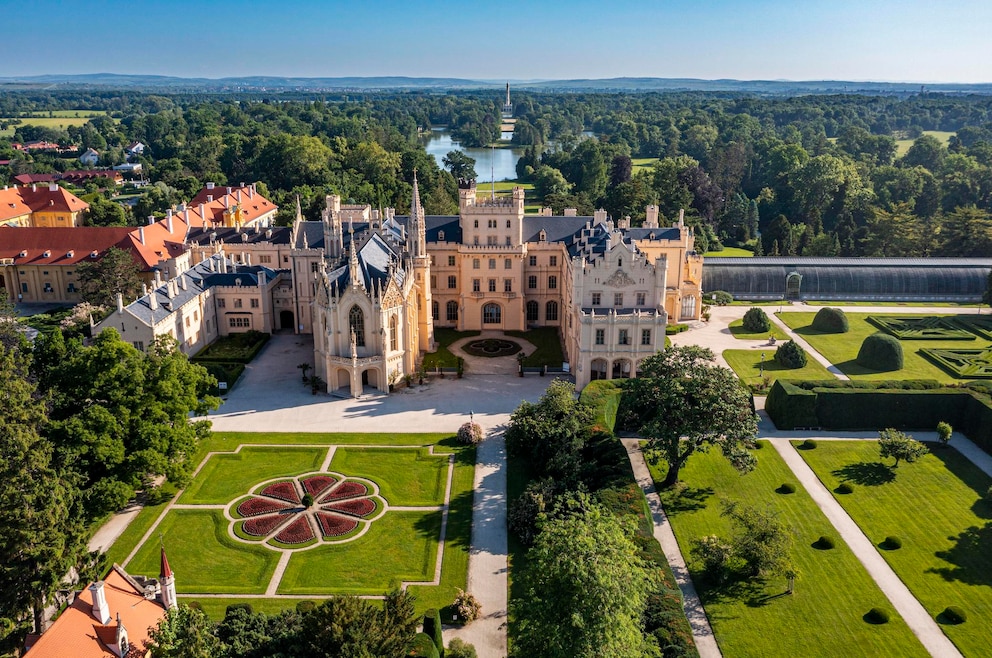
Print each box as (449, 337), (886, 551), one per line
(409, 172), (434, 351)
(159, 546), (177, 610)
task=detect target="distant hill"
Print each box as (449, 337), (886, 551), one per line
(1, 73), (990, 95)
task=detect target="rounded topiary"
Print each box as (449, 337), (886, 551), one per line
(857, 333), (904, 371)
(941, 606), (967, 624)
(814, 535), (835, 549)
(800, 439), (818, 450)
(882, 536), (903, 550)
(302, 493), (314, 508)
(225, 602), (254, 616)
(457, 422), (484, 445)
(811, 307), (849, 333)
(775, 340), (808, 369)
(836, 482), (854, 494)
(778, 483), (796, 494)
(865, 607), (890, 624)
(710, 290), (734, 306)
(743, 307), (771, 333)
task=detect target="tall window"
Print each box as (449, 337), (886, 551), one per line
(473, 259), (480, 269)
(636, 292), (646, 306)
(504, 279), (513, 292)
(483, 303), (501, 324)
(430, 275), (437, 288)
(432, 301), (439, 321)
(474, 219), (479, 228)
(614, 292), (624, 306)
(488, 219), (497, 228)
(681, 295), (697, 319)
(504, 258), (512, 269)
(548, 275), (557, 289)
(448, 275), (457, 289)
(488, 279), (497, 292)
(549, 255), (557, 266)
(528, 275), (537, 289)
(641, 329), (652, 346)
(505, 237), (512, 245)
(488, 235), (497, 245)
(489, 259), (496, 269)
(595, 328), (605, 345)
(526, 300), (539, 322)
(473, 279), (481, 292)
(546, 300), (558, 321)
(506, 220), (512, 228)
(448, 255), (456, 266)
(618, 329), (630, 345)
(592, 292), (601, 306)
(390, 315), (399, 351)
(349, 305), (365, 347)
(529, 255), (537, 266)
(447, 300), (459, 322)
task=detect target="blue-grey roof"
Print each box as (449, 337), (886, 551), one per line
(294, 221), (325, 250)
(326, 232), (405, 292)
(187, 226), (292, 246)
(126, 255), (224, 325)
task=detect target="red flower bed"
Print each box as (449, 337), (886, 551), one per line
(275, 516), (315, 544)
(243, 514), (289, 537)
(261, 481), (301, 504)
(302, 475), (337, 497)
(237, 497), (293, 517)
(320, 481), (368, 502)
(316, 512), (359, 537)
(323, 498), (376, 518)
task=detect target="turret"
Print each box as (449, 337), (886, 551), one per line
(159, 547), (177, 610)
(409, 172), (427, 258)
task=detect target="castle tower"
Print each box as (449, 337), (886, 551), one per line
(322, 194), (344, 259)
(159, 547), (177, 610)
(409, 173), (434, 351)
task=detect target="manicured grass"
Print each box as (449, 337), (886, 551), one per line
(777, 312), (992, 383)
(895, 130), (955, 157)
(100, 483), (178, 568)
(278, 511), (440, 595)
(805, 300), (982, 308)
(647, 442), (927, 658)
(423, 328), (479, 369)
(631, 157), (659, 175)
(798, 441), (992, 656)
(329, 447), (448, 506)
(703, 247), (754, 257)
(723, 349), (836, 391)
(193, 432), (453, 466)
(178, 447), (326, 504)
(728, 318), (789, 341)
(506, 326), (564, 367)
(125, 510), (278, 594)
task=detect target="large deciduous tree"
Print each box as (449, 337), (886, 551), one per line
(76, 246), (144, 308)
(878, 428), (929, 468)
(621, 345), (758, 487)
(442, 150), (477, 182)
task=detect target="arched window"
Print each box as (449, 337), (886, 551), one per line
(526, 300), (539, 322)
(389, 314), (398, 351)
(546, 300), (559, 322)
(432, 300), (439, 321)
(483, 303), (501, 324)
(446, 300), (459, 322)
(349, 305), (365, 347)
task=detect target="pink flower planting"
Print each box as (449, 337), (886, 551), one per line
(260, 481), (301, 504)
(275, 516), (314, 544)
(316, 512), (359, 538)
(323, 498), (376, 518)
(302, 475), (337, 497)
(320, 481), (368, 502)
(237, 497), (293, 518)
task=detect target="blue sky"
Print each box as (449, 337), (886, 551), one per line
(3, 0), (989, 82)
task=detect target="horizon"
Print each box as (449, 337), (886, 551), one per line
(1, 1), (989, 84)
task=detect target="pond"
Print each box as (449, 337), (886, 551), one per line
(421, 128), (526, 182)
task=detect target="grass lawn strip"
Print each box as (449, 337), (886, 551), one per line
(723, 348), (836, 391)
(777, 311), (992, 383)
(178, 447), (325, 504)
(798, 441), (992, 657)
(329, 447), (448, 507)
(647, 442), (927, 658)
(727, 318), (789, 341)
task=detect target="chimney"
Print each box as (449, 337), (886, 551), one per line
(237, 189), (242, 204)
(49, 182), (59, 192)
(258, 270), (266, 286)
(594, 208), (607, 223)
(32, 184), (36, 192)
(138, 227), (145, 244)
(207, 195), (213, 203)
(249, 185), (254, 199)
(206, 182), (215, 190)
(199, 203), (207, 225)
(116, 293), (124, 314)
(541, 207), (552, 217)
(678, 208), (685, 227)
(564, 208), (577, 217)
(179, 276), (187, 291)
(227, 186), (232, 195)
(166, 210), (174, 233)
(149, 290), (158, 310)
(89, 581), (111, 624)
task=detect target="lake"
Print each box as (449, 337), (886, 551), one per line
(421, 129), (526, 182)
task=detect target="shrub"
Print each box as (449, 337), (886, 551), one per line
(225, 602), (253, 616)
(865, 607), (890, 624)
(423, 608), (444, 657)
(691, 535), (735, 584)
(882, 536), (902, 550)
(814, 536), (835, 549)
(295, 600), (316, 613)
(710, 290), (734, 306)
(302, 493), (314, 508)
(409, 633), (440, 658)
(987, 485), (992, 503)
(811, 307), (849, 333)
(800, 439), (817, 449)
(742, 307), (771, 333)
(447, 639), (478, 658)
(937, 421), (953, 446)
(454, 589), (481, 622)
(775, 340), (808, 369)
(665, 323), (689, 335)
(942, 606), (967, 624)
(857, 333), (904, 371)
(836, 482), (854, 494)
(457, 422), (483, 445)
(508, 478), (557, 546)
(777, 483), (796, 494)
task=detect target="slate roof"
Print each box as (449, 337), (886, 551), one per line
(186, 226), (292, 247)
(293, 221), (325, 249)
(326, 232), (405, 292)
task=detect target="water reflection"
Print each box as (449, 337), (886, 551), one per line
(421, 129), (525, 182)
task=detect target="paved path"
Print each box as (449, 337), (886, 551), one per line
(766, 313), (849, 379)
(620, 439), (722, 658)
(768, 439), (963, 658)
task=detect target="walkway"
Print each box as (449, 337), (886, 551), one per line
(621, 439), (721, 658)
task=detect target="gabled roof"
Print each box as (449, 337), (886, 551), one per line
(0, 226), (134, 265)
(0, 184), (89, 221)
(326, 232), (403, 292)
(186, 183), (276, 228)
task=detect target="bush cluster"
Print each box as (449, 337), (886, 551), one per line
(709, 290), (734, 306)
(454, 589), (481, 622)
(942, 606), (967, 624)
(811, 307), (849, 333)
(665, 323), (689, 335)
(857, 333), (904, 371)
(814, 536), (835, 549)
(775, 340), (808, 369)
(742, 307), (771, 333)
(836, 483), (854, 494)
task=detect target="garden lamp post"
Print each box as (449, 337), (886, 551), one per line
(760, 352), (765, 377)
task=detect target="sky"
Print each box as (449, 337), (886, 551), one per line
(3, 0), (990, 83)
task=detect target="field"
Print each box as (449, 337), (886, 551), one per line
(723, 349), (836, 391)
(798, 441), (992, 656)
(112, 433), (473, 618)
(894, 130), (955, 157)
(703, 247), (754, 257)
(776, 312), (992, 383)
(649, 443), (927, 657)
(631, 157), (659, 175)
(0, 110), (109, 136)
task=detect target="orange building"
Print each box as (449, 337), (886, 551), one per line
(0, 183), (90, 228)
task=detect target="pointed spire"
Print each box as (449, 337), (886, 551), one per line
(349, 237), (363, 289)
(295, 194), (303, 223)
(160, 546), (173, 579)
(410, 170), (426, 258)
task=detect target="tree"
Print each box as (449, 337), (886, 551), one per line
(722, 501), (791, 578)
(0, 344), (87, 633)
(878, 428), (929, 467)
(76, 246), (144, 307)
(302, 589), (418, 657)
(742, 307), (771, 333)
(936, 421), (953, 447)
(511, 495), (654, 658)
(622, 346), (758, 487)
(775, 340), (807, 369)
(532, 164), (571, 199)
(146, 603), (221, 658)
(441, 150), (477, 182)
(85, 195), (128, 227)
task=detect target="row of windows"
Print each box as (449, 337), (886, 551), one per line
(470, 278), (515, 293)
(593, 328), (652, 346)
(217, 298), (260, 309)
(439, 255), (560, 269)
(525, 300), (559, 323)
(590, 292), (647, 306)
(526, 275), (557, 289)
(229, 317), (251, 328)
(474, 219), (513, 228)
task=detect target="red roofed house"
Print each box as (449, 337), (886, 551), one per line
(186, 182), (277, 229)
(24, 550), (176, 658)
(0, 182), (90, 227)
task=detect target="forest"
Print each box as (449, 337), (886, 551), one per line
(2, 89), (992, 257)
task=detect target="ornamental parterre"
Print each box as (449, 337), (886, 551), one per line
(230, 473), (384, 549)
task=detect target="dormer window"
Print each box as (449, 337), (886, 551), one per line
(539, 230), (547, 242)
(42, 250), (51, 258)
(438, 230), (445, 241)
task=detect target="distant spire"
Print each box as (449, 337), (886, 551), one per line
(506, 81), (510, 107)
(295, 194), (303, 223)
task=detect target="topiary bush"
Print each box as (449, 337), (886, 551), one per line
(800, 439), (818, 450)
(743, 307), (771, 333)
(857, 333), (904, 371)
(423, 608), (444, 657)
(813, 535), (835, 549)
(812, 307), (849, 333)
(457, 422), (483, 445)
(941, 606), (967, 624)
(836, 482), (854, 494)
(865, 607), (891, 624)
(776, 340), (808, 369)
(446, 639), (478, 658)
(710, 290), (734, 306)
(881, 536), (902, 550)
(777, 483), (796, 494)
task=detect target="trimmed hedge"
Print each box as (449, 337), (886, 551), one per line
(857, 333), (903, 371)
(865, 608), (890, 624)
(409, 633), (440, 658)
(192, 330), (270, 364)
(881, 536), (902, 550)
(665, 323), (689, 335)
(743, 307), (771, 333)
(836, 483), (854, 494)
(942, 606), (967, 624)
(811, 307), (849, 333)
(579, 380), (622, 434)
(423, 608), (444, 657)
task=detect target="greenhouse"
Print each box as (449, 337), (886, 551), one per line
(702, 257), (992, 302)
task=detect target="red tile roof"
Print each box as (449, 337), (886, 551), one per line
(187, 183), (277, 228)
(0, 226), (135, 265)
(0, 184), (90, 222)
(13, 173), (59, 185)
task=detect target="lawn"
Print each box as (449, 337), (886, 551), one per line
(895, 130), (955, 157)
(727, 318), (790, 341)
(777, 311), (992, 383)
(423, 328), (479, 369)
(0, 112), (111, 136)
(647, 443), (927, 658)
(329, 447), (449, 506)
(631, 157), (659, 175)
(703, 247), (754, 257)
(178, 447), (326, 504)
(723, 349), (836, 391)
(506, 326), (565, 367)
(798, 441), (992, 657)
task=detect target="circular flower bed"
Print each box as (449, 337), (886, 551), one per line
(463, 338), (521, 358)
(230, 473), (384, 549)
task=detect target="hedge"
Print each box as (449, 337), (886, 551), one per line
(192, 331), (270, 364)
(665, 323), (689, 335)
(423, 608), (444, 658)
(811, 307), (849, 333)
(409, 633), (440, 658)
(579, 380), (623, 434)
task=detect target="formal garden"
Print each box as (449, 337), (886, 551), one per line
(797, 440), (992, 657)
(109, 433), (474, 621)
